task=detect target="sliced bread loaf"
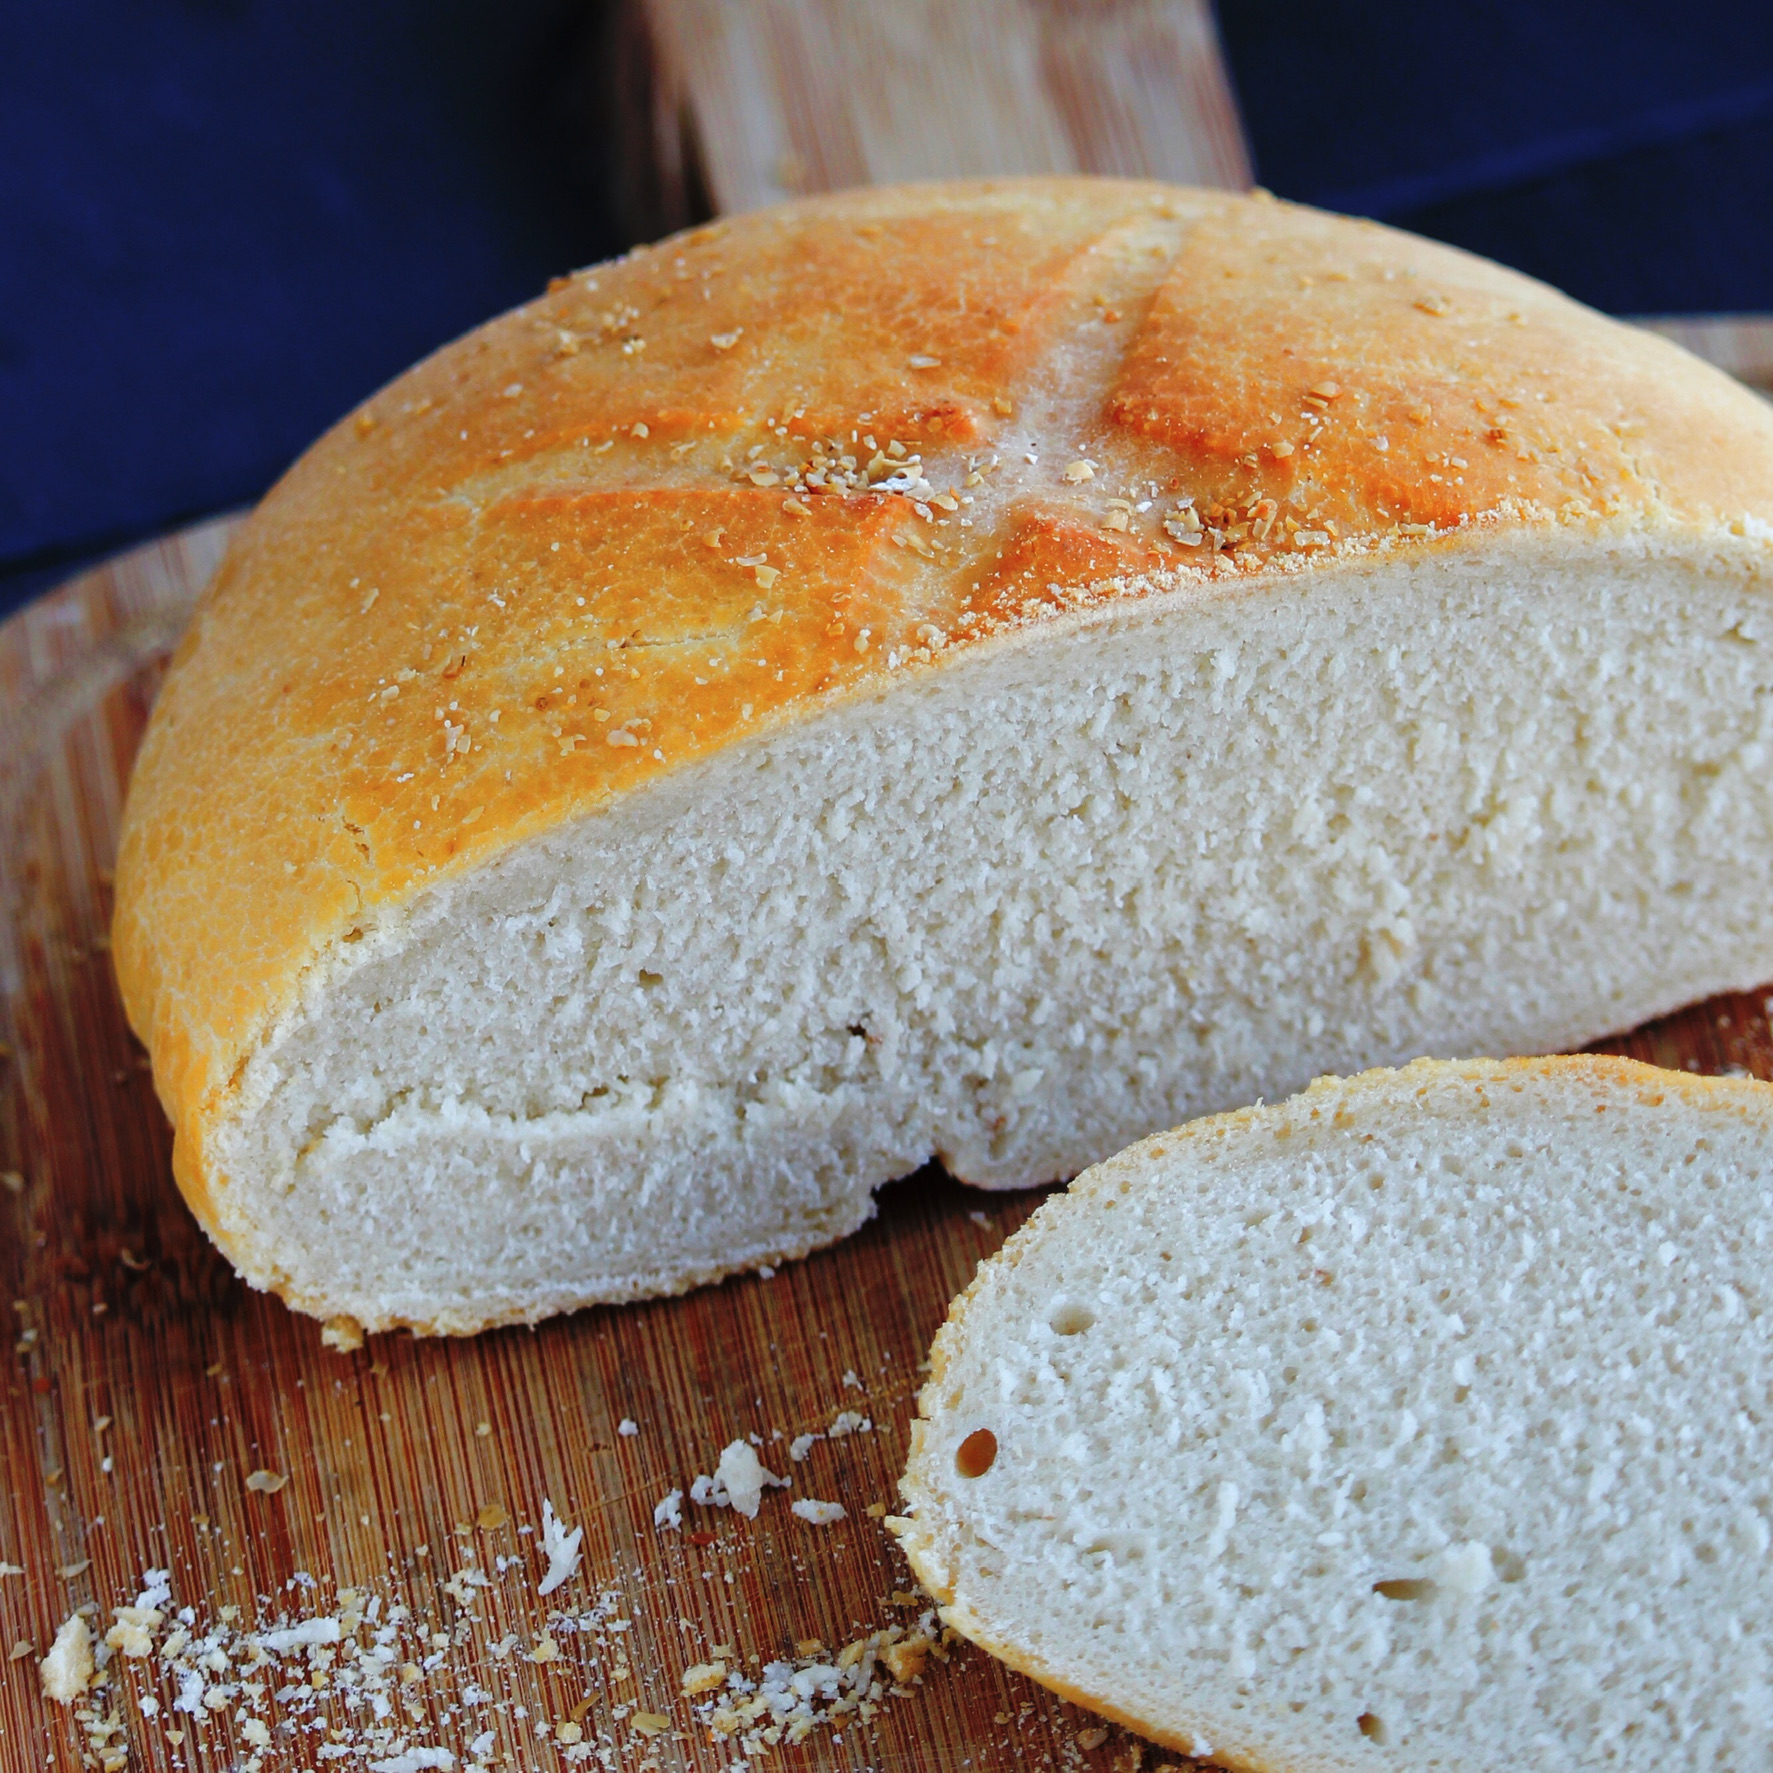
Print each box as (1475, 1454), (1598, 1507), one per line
(896, 1056), (1773, 1772)
(113, 179), (1773, 1334)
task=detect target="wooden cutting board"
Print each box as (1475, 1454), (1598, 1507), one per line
(630, 0), (1251, 223)
(8, 484), (1773, 1773)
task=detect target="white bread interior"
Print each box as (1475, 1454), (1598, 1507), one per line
(218, 530), (1773, 1332)
(895, 1056), (1773, 1772)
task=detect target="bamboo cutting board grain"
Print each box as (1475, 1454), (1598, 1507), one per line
(10, 479), (1773, 1773)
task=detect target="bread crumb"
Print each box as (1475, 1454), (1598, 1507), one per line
(255, 1616), (342, 1652)
(631, 1711), (670, 1736)
(881, 1634), (932, 1684)
(617, 1418), (639, 1437)
(792, 1499), (846, 1525)
(711, 1441), (787, 1519)
(681, 1659), (727, 1695)
(653, 1489), (683, 1530)
(104, 1604), (163, 1657)
(39, 1613), (93, 1702)
(245, 1469), (287, 1494)
(537, 1499), (583, 1596)
(697, 1610), (944, 1752)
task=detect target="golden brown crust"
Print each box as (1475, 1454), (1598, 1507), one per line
(113, 179), (1773, 1254)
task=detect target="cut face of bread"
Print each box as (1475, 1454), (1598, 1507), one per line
(896, 1057), (1773, 1773)
(225, 535), (1773, 1332)
(112, 180), (1773, 1333)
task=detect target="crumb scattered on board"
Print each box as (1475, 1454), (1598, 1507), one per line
(537, 1498), (584, 1597)
(15, 1405), (1036, 1773)
(26, 1542), (962, 1773)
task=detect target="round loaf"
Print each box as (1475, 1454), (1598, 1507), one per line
(113, 179), (1773, 1334)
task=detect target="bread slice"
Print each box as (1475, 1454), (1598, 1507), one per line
(113, 179), (1773, 1335)
(895, 1056), (1773, 1771)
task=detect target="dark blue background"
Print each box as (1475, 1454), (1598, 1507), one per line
(0, 0), (616, 615)
(1216, 1), (1773, 312)
(4, 1), (1772, 618)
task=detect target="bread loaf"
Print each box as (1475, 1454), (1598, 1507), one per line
(895, 1055), (1773, 1771)
(113, 179), (1773, 1335)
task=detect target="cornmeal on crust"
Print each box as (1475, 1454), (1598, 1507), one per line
(113, 180), (1773, 1334)
(896, 1056), (1773, 1772)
